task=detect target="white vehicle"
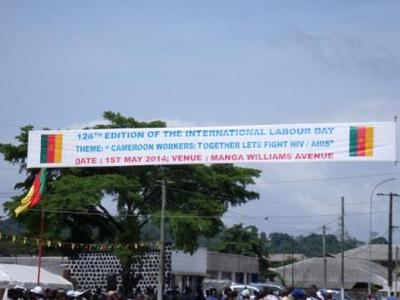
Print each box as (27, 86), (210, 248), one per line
(250, 282), (285, 297)
(230, 284), (260, 300)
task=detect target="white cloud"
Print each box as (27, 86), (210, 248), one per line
(329, 98), (399, 123)
(266, 31), (400, 80)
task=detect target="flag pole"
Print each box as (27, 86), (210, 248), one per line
(37, 207), (45, 285)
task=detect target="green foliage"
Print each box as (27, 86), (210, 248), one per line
(371, 236), (388, 245)
(215, 224), (264, 256)
(268, 233), (294, 254)
(268, 232), (363, 257)
(0, 238), (36, 256)
(0, 218), (32, 256)
(212, 224), (270, 280)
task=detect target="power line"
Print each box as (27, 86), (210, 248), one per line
(260, 172), (399, 184)
(12, 206), (398, 220)
(0, 121), (22, 128)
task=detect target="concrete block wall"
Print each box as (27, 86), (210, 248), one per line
(68, 248), (171, 292)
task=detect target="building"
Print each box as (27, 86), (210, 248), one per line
(207, 251), (259, 283)
(170, 248), (259, 291)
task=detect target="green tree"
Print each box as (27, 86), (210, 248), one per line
(0, 111), (261, 295)
(268, 232), (362, 257)
(214, 224), (269, 280)
(371, 236), (388, 245)
(269, 232), (293, 254)
(0, 218), (35, 256)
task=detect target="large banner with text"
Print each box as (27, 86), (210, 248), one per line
(27, 121), (397, 168)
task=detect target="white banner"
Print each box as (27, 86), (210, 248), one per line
(26, 121), (396, 168)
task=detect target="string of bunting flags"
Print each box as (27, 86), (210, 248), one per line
(0, 230), (159, 251)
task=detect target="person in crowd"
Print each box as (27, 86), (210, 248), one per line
(195, 287), (205, 300)
(182, 287), (197, 300)
(242, 294), (250, 300)
(388, 292), (396, 300)
(325, 293), (332, 300)
(305, 287), (319, 300)
(6, 287), (25, 300)
(30, 286), (45, 300)
(240, 288), (250, 300)
(263, 288), (279, 300)
(226, 291), (236, 300)
(216, 290), (224, 300)
(281, 289), (293, 300)
(222, 288), (232, 300)
(144, 287), (156, 300)
(292, 289), (305, 300)
(205, 289), (217, 300)
(135, 287), (143, 300)
(106, 290), (119, 300)
(255, 290), (265, 300)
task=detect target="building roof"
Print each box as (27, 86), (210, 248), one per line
(269, 253), (307, 263)
(338, 244), (400, 262)
(274, 256), (388, 289)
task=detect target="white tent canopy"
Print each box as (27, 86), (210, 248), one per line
(0, 264), (73, 290)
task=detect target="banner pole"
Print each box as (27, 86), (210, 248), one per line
(394, 115), (398, 167)
(37, 207), (45, 285)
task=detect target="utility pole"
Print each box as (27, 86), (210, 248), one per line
(291, 235), (295, 287)
(368, 178), (396, 295)
(341, 196), (345, 300)
(283, 254), (286, 282)
(323, 225), (327, 289)
(158, 179), (167, 300)
(396, 247), (399, 296)
(389, 194), (393, 292)
(377, 193), (400, 292)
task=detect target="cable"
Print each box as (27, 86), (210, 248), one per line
(296, 218), (339, 236)
(4, 205), (396, 221)
(260, 172), (399, 184)
(26, 207), (224, 219)
(0, 121), (21, 128)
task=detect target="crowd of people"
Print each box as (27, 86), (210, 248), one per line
(2, 284), (336, 300)
(2, 286), (125, 300)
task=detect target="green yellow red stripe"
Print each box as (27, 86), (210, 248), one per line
(40, 134), (63, 163)
(349, 126), (374, 157)
(15, 169), (47, 217)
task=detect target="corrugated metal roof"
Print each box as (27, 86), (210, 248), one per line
(338, 244), (400, 262)
(274, 256), (387, 289)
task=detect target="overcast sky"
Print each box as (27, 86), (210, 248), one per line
(0, 1), (399, 244)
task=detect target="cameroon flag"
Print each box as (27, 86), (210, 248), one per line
(15, 169), (47, 217)
(40, 134), (63, 163)
(349, 126), (374, 157)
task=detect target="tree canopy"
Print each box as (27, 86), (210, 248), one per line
(213, 223), (270, 280)
(267, 232), (363, 257)
(371, 236), (388, 245)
